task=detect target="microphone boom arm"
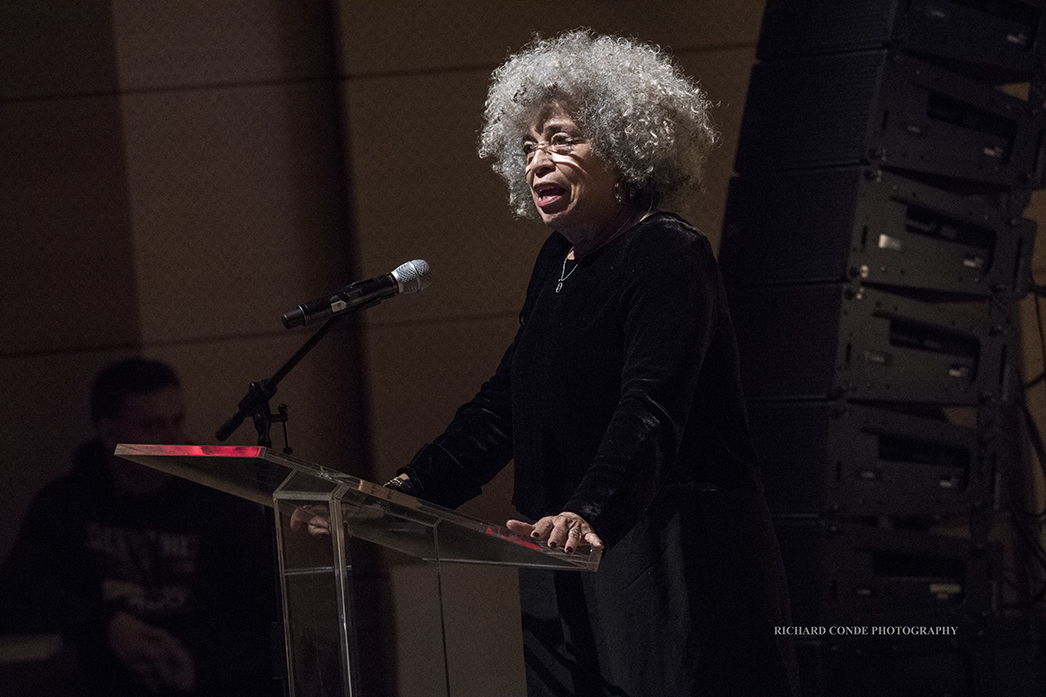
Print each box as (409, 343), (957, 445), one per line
(215, 311), (353, 447)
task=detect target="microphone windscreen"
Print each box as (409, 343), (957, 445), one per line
(392, 259), (432, 294)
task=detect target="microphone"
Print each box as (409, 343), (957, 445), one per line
(282, 260), (432, 328)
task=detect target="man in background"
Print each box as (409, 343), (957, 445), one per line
(0, 358), (280, 696)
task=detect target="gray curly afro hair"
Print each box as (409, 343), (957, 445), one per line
(478, 29), (719, 218)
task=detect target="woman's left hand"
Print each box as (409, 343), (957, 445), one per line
(289, 506), (331, 536)
(506, 513), (603, 554)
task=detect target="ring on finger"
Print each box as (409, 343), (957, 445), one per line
(567, 527), (582, 537)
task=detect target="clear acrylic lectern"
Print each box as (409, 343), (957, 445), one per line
(114, 444), (600, 697)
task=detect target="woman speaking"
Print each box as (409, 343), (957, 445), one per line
(390, 30), (798, 697)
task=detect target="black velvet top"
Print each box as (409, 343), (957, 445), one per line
(404, 212), (761, 545)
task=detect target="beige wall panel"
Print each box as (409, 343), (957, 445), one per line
(120, 83), (353, 344)
(1, 96), (140, 355)
(386, 562), (446, 695)
(0, 3), (119, 99)
(440, 564), (525, 697)
(388, 563), (525, 697)
(364, 314), (521, 523)
(0, 350), (136, 563)
(345, 71), (548, 330)
(111, 0), (335, 90)
(144, 329), (369, 475)
(387, 560), (527, 690)
(337, 0), (767, 75)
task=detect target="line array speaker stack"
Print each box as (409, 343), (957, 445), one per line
(719, 2), (1046, 694)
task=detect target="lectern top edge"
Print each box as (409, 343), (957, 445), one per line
(114, 443), (601, 571)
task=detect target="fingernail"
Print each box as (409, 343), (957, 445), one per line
(531, 532), (540, 538)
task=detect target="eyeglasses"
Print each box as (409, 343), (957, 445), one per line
(523, 133), (583, 164)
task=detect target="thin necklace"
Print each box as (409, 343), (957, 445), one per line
(555, 209), (639, 294)
(556, 257), (578, 293)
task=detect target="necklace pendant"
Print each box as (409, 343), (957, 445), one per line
(555, 281), (564, 293)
